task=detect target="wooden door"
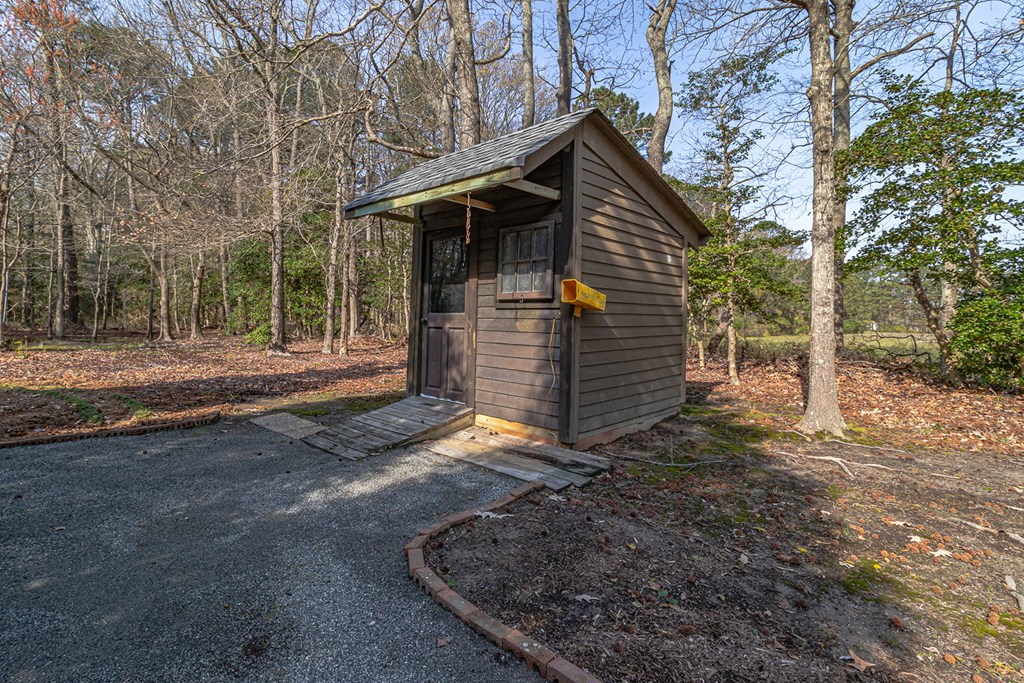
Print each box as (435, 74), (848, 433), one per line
(420, 230), (468, 402)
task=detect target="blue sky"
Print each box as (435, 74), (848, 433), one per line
(520, 0), (1023, 245)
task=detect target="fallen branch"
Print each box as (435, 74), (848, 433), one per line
(772, 449), (961, 480)
(951, 518), (1024, 549)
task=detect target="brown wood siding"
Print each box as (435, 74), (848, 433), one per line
(470, 153), (565, 434)
(576, 124), (686, 441)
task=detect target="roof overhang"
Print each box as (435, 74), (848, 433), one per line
(344, 167), (526, 221)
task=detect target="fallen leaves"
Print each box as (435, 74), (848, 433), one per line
(688, 358), (1024, 454)
(0, 336), (406, 439)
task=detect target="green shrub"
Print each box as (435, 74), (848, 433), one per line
(245, 323), (272, 347)
(950, 293), (1024, 390)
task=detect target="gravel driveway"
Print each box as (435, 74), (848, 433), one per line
(0, 418), (540, 683)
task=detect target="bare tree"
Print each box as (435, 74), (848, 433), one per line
(449, 0), (483, 146)
(646, 0), (677, 174)
(521, 0), (535, 126)
(556, 0), (573, 115)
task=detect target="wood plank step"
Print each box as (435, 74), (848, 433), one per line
(538, 474), (574, 491)
(302, 434), (366, 460)
(429, 435), (591, 487)
(463, 426), (611, 469)
(339, 421), (407, 448)
(318, 425), (388, 451)
(371, 404), (447, 427)
(373, 404), (462, 430)
(422, 441), (545, 483)
(349, 413), (417, 440)
(452, 430), (608, 476)
(424, 440), (574, 491)
(405, 396), (469, 416)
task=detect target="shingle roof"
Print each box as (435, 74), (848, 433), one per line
(345, 109), (595, 212)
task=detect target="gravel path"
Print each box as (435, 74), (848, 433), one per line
(0, 418), (539, 683)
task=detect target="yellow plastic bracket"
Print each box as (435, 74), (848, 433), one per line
(561, 279), (607, 317)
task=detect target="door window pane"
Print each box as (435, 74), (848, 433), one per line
(428, 235), (467, 313)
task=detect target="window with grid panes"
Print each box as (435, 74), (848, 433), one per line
(497, 221), (554, 300)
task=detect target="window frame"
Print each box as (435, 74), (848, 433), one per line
(496, 220), (555, 302)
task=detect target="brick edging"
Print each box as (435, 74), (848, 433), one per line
(406, 480), (603, 683)
(0, 411), (222, 449)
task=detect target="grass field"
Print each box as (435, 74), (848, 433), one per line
(742, 332), (940, 365)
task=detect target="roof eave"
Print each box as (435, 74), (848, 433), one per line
(343, 166), (524, 220)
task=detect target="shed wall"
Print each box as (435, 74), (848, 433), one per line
(575, 123), (686, 442)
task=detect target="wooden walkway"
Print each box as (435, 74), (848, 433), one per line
(260, 394), (612, 489)
(422, 426), (611, 490)
(302, 395), (473, 460)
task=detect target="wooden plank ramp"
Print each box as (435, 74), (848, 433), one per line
(422, 426), (612, 490)
(301, 396), (473, 459)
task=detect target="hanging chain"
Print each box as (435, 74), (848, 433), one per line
(465, 192), (472, 244)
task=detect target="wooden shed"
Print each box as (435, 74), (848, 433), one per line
(345, 109), (710, 449)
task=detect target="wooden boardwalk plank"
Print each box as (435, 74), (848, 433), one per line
(370, 405), (443, 427)
(422, 441), (544, 483)
(302, 434), (366, 460)
(405, 395), (470, 416)
(452, 428), (610, 475)
(301, 395), (473, 458)
(350, 413), (416, 440)
(428, 434), (591, 488)
(320, 425), (390, 450)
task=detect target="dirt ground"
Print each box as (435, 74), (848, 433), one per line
(0, 334), (406, 439)
(688, 356), (1024, 454)
(430, 360), (1024, 683)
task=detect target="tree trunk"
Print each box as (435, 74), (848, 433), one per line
(99, 220), (113, 333)
(156, 243), (173, 342)
(90, 219), (103, 341)
(346, 234), (358, 342)
(796, 0), (846, 436)
(832, 0), (854, 352)
(645, 0), (676, 174)
(726, 293), (739, 384)
(0, 129), (14, 348)
(266, 57), (289, 354)
(171, 259), (181, 336)
(940, 264), (957, 332)
(323, 166), (344, 354)
(909, 269), (962, 384)
(335, 216), (352, 356)
(219, 235), (231, 332)
(555, 0), (572, 116)
(448, 0), (482, 148)
(440, 22), (457, 153)
(190, 250), (205, 340)
(45, 228), (54, 339)
(54, 160), (69, 339)
(20, 225), (33, 331)
(521, 0), (535, 128)
(146, 262), (154, 340)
